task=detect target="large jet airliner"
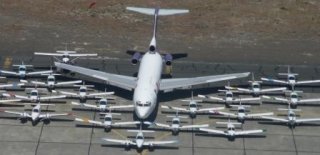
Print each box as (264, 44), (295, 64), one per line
(55, 7), (250, 120)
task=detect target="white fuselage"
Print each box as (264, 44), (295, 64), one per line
(133, 52), (162, 119)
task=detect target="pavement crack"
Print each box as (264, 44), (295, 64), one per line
(34, 105), (49, 155)
(87, 107), (97, 155)
(291, 129), (299, 155)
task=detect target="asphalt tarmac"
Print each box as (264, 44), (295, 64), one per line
(1, 56), (320, 155)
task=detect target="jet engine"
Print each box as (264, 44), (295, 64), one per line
(164, 54), (173, 66)
(131, 52), (142, 65)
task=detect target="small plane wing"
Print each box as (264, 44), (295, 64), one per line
(298, 98), (320, 103)
(234, 87), (252, 93)
(197, 95), (225, 102)
(296, 80), (320, 85)
(180, 124), (209, 129)
(31, 81), (46, 86)
(295, 118), (320, 123)
(0, 99), (21, 103)
(161, 105), (188, 112)
(75, 117), (104, 126)
(0, 110), (30, 117)
(87, 92), (115, 97)
(197, 107), (225, 112)
(260, 116), (288, 122)
(40, 113), (70, 118)
(0, 83), (24, 88)
(199, 128), (226, 135)
(59, 91), (78, 96)
(144, 140), (178, 146)
(68, 53), (98, 57)
(54, 62), (137, 91)
(234, 129), (266, 136)
(260, 87), (287, 93)
(102, 138), (134, 145)
(216, 111), (237, 117)
(40, 95), (66, 100)
(234, 97), (260, 102)
(113, 121), (140, 126)
(153, 122), (171, 128)
(261, 78), (288, 84)
(34, 52), (64, 56)
(262, 95), (288, 102)
(246, 112), (274, 118)
(160, 72), (250, 92)
(55, 80), (82, 86)
(13, 94), (29, 100)
(27, 70), (53, 76)
(0, 70), (18, 75)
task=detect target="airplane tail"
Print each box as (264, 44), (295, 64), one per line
(126, 7), (189, 52)
(278, 66), (298, 76)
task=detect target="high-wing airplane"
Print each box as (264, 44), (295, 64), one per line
(75, 112), (140, 132)
(58, 84), (114, 103)
(3, 87), (66, 103)
(54, 6), (250, 120)
(34, 50), (98, 64)
(226, 73), (287, 96)
(262, 90), (320, 108)
(261, 66), (320, 88)
(199, 120), (266, 141)
(144, 111), (209, 135)
(214, 104), (274, 123)
(260, 107), (320, 128)
(198, 88), (261, 107)
(0, 62), (52, 79)
(0, 102), (72, 126)
(24, 73), (82, 91)
(102, 125), (178, 152)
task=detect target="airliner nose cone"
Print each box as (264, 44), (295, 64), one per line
(136, 107), (150, 119)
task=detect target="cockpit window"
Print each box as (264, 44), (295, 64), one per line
(19, 67), (26, 71)
(48, 78), (55, 82)
(253, 84), (259, 89)
(189, 104), (197, 108)
(136, 101), (151, 107)
(172, 120), (179, 124)
(31, 92), (38, 96)
(291, 94), (298, 98)
(136, 101), (143, 107)
(104, 117), (112, 121)
(226, 93), (233, 98)
(33, 109), (39, 113)
(228, 127), (235, 131)
(100, 101), (107, 105)
(289, 113), (295, 117)
(79, 89), (86, 93)
(137, 136), (143, 140)
(289, 76), (295, 80)
(238, 109), (245, 113)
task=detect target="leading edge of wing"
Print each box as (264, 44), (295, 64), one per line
(54, 62), (137, 91)
(160, 72), (250, 92)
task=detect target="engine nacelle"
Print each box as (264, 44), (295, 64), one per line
(131, 52), (141, 65)
(164, 54), (173, 66)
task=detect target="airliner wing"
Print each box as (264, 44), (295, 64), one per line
(234, 129), (265, 136)
(0, 70), (18, 75)
(261, 78), (288, 84)
(55, 62), (137, 91)
(260, 87), (287, 93)
(55, 80), (82, 86)
(159, 72), (250, 92)
(199, 128), (226, 135)
(296, 118), (320, 123)
(296, 80), (320, 84)
(27, 70), (53, 75)
(34, 52), (64, 56)
(260, 116), (288, 122)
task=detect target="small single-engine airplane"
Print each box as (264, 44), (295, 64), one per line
(0, 62), (52, 79)
(34, 50), (98, 64)
(199, 120), (266, 141)
(0, 102), (72, 126)
(260, 107), (320, 128)
(102, 125), (178, 152)
(144, 111), (209, 135)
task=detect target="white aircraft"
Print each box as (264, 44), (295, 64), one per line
(199, 120), (266, 141)
(71, 98), (133, 112)
(261, 107), (320, 128)
(198, 88), (260, 107)
(75, 112), (140, 132)
(0, 62), (52, 79)
(215, 104), (274, 123)
(262, 90), (320, 109)
(54, 6), (250, 120)
(26, 73), (82, 91)
(0, 82), (25, 89)
(3, 87), (66, 103)
(102, 125), (177, 152)
(261, 66), (320, 88)
(0, 102), (72, 126)
(226, 74), (287, 96)
(59, 84), (114, 102)
(34, 50), (98, 64)
(144, 111), (209, 135)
